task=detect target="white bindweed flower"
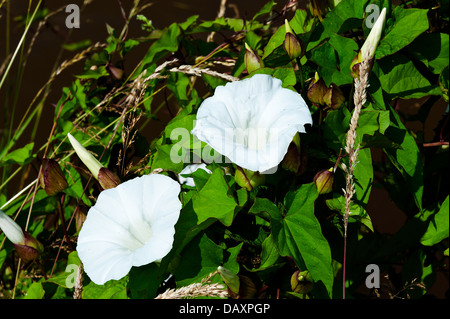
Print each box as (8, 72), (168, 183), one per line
(76, 174), (182, 285)
(191, 74), (312, 172)
(179, 163), (212, 187)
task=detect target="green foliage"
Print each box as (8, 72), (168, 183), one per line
(0, 0), (448, 300)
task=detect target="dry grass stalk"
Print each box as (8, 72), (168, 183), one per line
(155, 270), (229, 299)
(73, 264), (84, 299)
(143, 58), (239, 83)
(341, 50), (371, 299)
(342, 50), (371, 237)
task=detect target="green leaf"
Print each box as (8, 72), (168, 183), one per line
(151, 144), (185, 173)
(421, 196), (449, 246)
(82, 277), (128, 299)
(139, 22), (181, 72)
(23, 282), (45, 299)
(45, 251), (81, 288)
(254, 184), (333, 297)
(383, 105), (424, 212)
(62, 39), (92, 51)
(0, 142), (34, 166)
(376, 7), (429, 59)
(376, 54), (441, 99)
(323, 107), (351, 151)
(307, 0), (366, 50)
(128, 263), (161, 299)
(328, 33), (359, 85)
(175, 234), (224, 287)
(258, 234), (282, 271)
(357, 106), (390, 141)
(76, 65), (109, 80)
(326, 194), (374, 231)
(252, 0), (276, 21)
(251, 67), (297, 87)
(407, 33), (449, 74)
(352, 147), (373, 207)
(192, 167), (237, 226)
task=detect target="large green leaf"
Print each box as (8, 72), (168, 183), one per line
(82, 277), (128, 299)
(421, 196), (449, 246)
(383, 105), (424, 212)
(307, 0), (366, 50)
(0, 142), (34, 166)
(250, 184), (333, 297)
(175, 233), (230, 287)
(376, 7), (429, 59)
(407, 33), (449, 74)
(377, 53), (441, 99)
(192, 167), (237, 226)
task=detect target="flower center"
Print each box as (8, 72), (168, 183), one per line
(127, 223), (153, 251)
(233, 127), (270, 151)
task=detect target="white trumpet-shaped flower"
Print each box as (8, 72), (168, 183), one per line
(76, 174), (182, 285)
(191, 74), (312, 172)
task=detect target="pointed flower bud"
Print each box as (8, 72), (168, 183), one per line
(283, 19), (304, 60)
(350, 7), (386, 78)
(324, 83), (345, 110)
(313, 167), (334, 194)
(244, 43), (263, 74)
(13, 232), (44, 262)
(0, 210), (43, 262)
(39, 158), (69, 196)
(234, 167), (265, 191)
(67, 133), (104, 180)
(291, 270), (314, 294)
(0, 210), (25, 245)
(307, 72), (327, 105)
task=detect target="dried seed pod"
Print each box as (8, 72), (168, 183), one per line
(39, 158), (68, 196)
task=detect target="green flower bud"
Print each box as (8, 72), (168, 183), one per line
(244, 43), (263, 74)
(307, 72), (327, 105)
(234, 167), (265, 191)
(324, 83), (345, 110)
(350, 8), (386, 78)
(313, 167), (334, 194)
(13, 232), (44, 262)
(283, 20), (304, 60)
(98, 167), (121, 190)
(291, 270), (314, 294)
(67, 133), (104, 180)
(39, 158), (69, 196)
(0, 210), (43, 262)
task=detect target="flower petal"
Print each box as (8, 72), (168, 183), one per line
(76, 174), (181, 285)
